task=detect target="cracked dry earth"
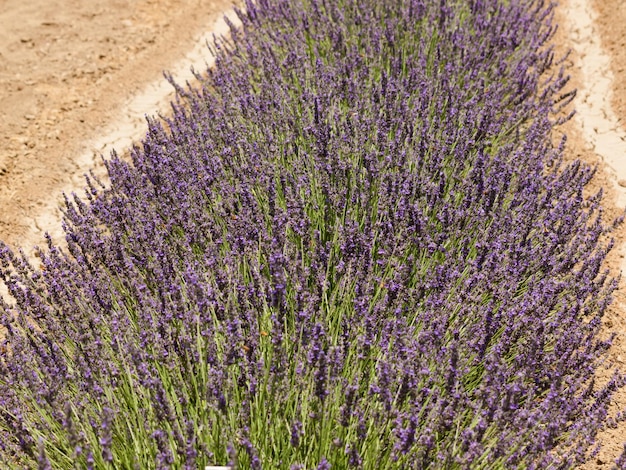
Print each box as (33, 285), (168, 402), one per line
(557, 0), (626, 467)
(1, 0), (626, 467)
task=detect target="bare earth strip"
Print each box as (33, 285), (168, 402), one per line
(21, 8), (242, 255)
(558, 0), (626, 467)
(0, 0), (238, 255)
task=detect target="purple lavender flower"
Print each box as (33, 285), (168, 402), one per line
(0, 0), (622, 468)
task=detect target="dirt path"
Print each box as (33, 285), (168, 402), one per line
(556, 0), (626, 467)
(0, 0), (238, 256)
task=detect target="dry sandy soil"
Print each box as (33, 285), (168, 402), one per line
(0, 0), (238, 253)
(555, 0), (626, 467)
(0, 0), (626, 467)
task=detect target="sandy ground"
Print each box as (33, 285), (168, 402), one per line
(554, 0), (626, 466)
(0, 0), (238, 254)
(0, 0), (626, 467)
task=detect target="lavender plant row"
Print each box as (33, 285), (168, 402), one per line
(0, 0), (622, 468)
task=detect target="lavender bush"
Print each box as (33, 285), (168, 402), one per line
(0, 0), (622, 468)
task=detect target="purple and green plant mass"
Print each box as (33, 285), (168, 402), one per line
(0, 0), (623, 468)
